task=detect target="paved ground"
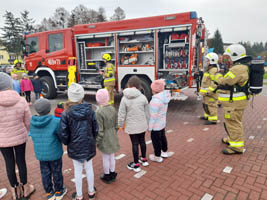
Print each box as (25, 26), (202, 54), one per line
(1, 87), (267, 200)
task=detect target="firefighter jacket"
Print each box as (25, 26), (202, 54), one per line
(11, 68), (28, 80)
(215, 64), (249, 109)
(104, 62), (115, 87)
(200, 66), (218, 99)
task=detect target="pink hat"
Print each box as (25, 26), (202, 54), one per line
(151, 79), (165, 93)
(96, 89), (109, 105)
(11, 74), (18, 78)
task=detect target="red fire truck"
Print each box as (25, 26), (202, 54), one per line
(23, 11), (206, 99)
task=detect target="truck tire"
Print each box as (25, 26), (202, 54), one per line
(40, 76), (57, 99)
(140, 78), (152, 101)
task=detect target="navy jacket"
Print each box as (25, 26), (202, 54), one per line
(31, 79), (43, 93)
(30, 115), (63, 161)
(59, 103), (98, 162)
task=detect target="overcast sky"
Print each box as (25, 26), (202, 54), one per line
(0, 0), (266, 43)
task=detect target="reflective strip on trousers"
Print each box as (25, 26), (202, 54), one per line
(208, 87), (215, 92)
(104, 78), (115, 83)
(208, 116), (218, 121)
(204, 113), (209, 118)
(229, 141), (244, 148)
(200, 88), (209, 93)
(209, 98), (215, 102)
(218, 92), (247, 101)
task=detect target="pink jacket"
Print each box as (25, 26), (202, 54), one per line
(20, 79), (33, 92)
(0, 90), (31, 147)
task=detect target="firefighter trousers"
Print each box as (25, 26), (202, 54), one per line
(203, 96), (218, 122)
(105, 85), (114, 105)
(223, 107), (244, 152)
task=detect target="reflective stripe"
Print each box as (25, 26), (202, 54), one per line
(204, 113), (209, 118)
(215, 73), (223, 82)
(208, 87), (215, 92)
(208, 116), (218, 121)
(210, 74), (215, 80)
(224, 114), (230, 119)
(108, 100), (114, 105)
(224, 71), (236, 79)
(209, 98), (215, 102)
(104, 78), (115, 82)
(218, 92), (247, 101)
(204, 73), (210, 77)
(250, 86), (262, 89)
(229, 141), (244, 147)
(241, 80), (247, 87)
(200, 88), (208, 93)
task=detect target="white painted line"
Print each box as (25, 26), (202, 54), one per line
(243, 149), (246, 153)
(166, 130), (173, 133)
(63, 151), (67, 155)
(71, 174), (86, 182)
(115, 154), (126, 160)
(249, 136), (255, 140)
(183, 122), (189, 125)
(263, 118), (267, 121)
(187, 138), (194, 142)
(223, 166), (232, 174)
(257, 125), (262, 129)
(203, 128), (209, 131)
(146, 140), (152, 144)
(134, 170), (147, 179)
(201, 193), (213, 200)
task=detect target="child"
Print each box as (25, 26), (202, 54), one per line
(30, 98), (67, 200)
(11, 74), (21, 94)
(59, 83), (97, 200)
(149, 79), (172, 163)
(95, 89), (119, 183)
(31, 73), (43, 100)
(54, 102), (64, 118)
(20, 73), (33, 105)
(118, 76), (149, 172)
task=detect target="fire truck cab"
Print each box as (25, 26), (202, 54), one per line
(23, 11), (206, 100)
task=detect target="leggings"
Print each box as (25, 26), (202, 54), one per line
(102, 153), (115, 174)
(25, 91), (31, 103)
(72, 159), (94, 197)
(129, 132), (146, 163)
(151, 128), (168, 157)
(0, 143), (27, 187)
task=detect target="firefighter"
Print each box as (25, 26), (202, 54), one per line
(11, 60), (28, 80)
(102, 53), (115, 105)
(199, 52), (219, 125)
(214, 44), (250, 155)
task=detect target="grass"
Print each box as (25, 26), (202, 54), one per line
(264, 73), (267, 79)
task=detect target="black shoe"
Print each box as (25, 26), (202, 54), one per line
(204, 121), (217, 125)
(110, 171), (117, 181)
(222, 148), (243, 155)
(88, 187), (96, 199)
(200, 116), (208, 120)
(100, 174), (112, 184)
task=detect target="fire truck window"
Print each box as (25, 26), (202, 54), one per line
(48, 33), (63, 52)
(27, 37), (39, 54)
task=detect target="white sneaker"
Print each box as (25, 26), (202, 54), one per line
(161, 151), (174, 158)
(0, 188), (7, 199)
(149, 154), (163, 163)
(138, 157), (149, 167)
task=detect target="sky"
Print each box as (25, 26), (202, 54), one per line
(0, 0), (266, 43)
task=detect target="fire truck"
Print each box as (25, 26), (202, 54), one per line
(23, 11), (206, 100)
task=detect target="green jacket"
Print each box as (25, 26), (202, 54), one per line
(96, 105), (120, 154)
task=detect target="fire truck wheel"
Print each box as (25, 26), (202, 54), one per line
(140, 78), (152, 101)
(40, 76), (57, 99)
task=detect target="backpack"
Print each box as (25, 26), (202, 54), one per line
(248, 59), (265, 94)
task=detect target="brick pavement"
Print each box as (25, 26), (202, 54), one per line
(1, 88), (267, 200)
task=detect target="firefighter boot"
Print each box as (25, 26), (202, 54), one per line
(222, 147), (243, 155)
(204, 120), (217, 125)
(222, 138), (230, 145)
(200, 116), (208, 120)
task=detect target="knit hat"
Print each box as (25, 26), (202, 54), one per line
(68, 83), (84, 102)
(0, 72), (13, 91)
(151, 79), (165, 93)
(22, 73), (27, 78)
(11, 74), (18, 79)
(34, 98), (51, 115)
(96, 89), (109, 105)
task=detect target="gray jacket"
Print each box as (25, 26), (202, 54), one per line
(118, 88), (149, 134)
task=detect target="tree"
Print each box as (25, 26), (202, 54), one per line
(110, 7), (126, 21)
(67, 13), (76, 28)
(210, 29), (224, 54)
(97, 7), (107, 22)
(70, 5), (91, 25)
(20, 10), (35, 33)
(1, 11), (23, 57)
(52, 7), (70, 29)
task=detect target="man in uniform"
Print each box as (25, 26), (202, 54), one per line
(11, 60), (28, 80)
(214, 44), (250, 155)
(102, 53), (115, 105)
(199, 52), (219, 125)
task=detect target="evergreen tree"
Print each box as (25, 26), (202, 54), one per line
(1, 11), (23, 57)
(211, 29), (224, 54)
(97, 7), (107, 22)
(20, 10), (35, 33)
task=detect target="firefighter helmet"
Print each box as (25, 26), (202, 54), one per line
(205, 52), (218, 65)
(224, 44), (247, 62)
(102, 53), (111, 61)
(14, 60), (22, 65)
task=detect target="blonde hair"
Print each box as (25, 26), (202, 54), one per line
(64, 99), (83, 111)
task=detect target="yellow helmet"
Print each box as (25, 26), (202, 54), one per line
(102, 53), (111, 61)
(14, 60), (22, 65)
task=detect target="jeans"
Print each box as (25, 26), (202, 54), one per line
(0, 143), (27, 187)
(129, 132), (146, 163)
(35, 92), (40, 100)
(151, 128), (168, 157)
(40, 158), (64, 193)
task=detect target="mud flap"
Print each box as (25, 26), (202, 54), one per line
(203, 103), (210, 115)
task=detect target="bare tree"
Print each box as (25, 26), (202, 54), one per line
(110, 7), (126, 21)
